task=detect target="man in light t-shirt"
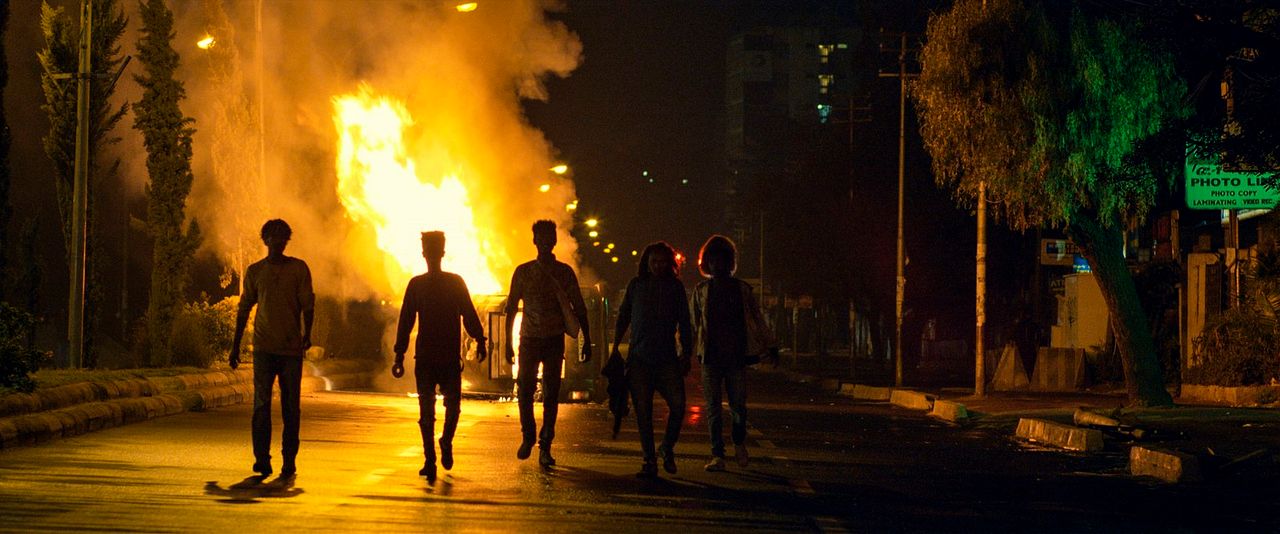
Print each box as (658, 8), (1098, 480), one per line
(231, 219), (315, 478)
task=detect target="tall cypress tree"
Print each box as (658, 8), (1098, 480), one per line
(38, 0), (129, 367)
(135, 0), (200, 367)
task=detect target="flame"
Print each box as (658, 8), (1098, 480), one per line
(197, 35), (215, 49)
(333, 87), (506, 295)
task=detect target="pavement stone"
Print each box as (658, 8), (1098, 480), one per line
(1015, 418), (1104, 452)
(1130, 445), (1202, 483)
(890, 389), (934, 410)
(929, 400), (970, 422)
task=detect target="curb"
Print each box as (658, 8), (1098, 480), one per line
(1014, 418), (1104, 452)
(1130, 446), (1202, 483)
(0, 371), (255, 449)
(890, 389), (934, 411)
(929, 400), (970, 422)
(840, 384), (893, 401)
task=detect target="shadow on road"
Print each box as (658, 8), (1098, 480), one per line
(204, 475), (304, 503)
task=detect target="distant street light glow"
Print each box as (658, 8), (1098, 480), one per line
(197, 35), (215, 49)
(538, 184), (551, 193)
(456, 2), (478, 12)
(585, 218), (598, 228)
(550, 164), (569, 175)
(588, 230), (598, 238)
(611, 257), (619, 263)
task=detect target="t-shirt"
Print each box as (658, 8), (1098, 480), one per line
(240, 256), (315, 357)
(393, 271), (484, 363)
(505, 255), (586, 339)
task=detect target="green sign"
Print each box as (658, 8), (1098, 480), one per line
(1185, 157), (1279, 210)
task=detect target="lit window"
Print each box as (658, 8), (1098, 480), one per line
(817, 104), (832, 123)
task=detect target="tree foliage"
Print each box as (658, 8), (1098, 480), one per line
(914, 0), (1186, 229)
(37, 0), (129, 367)
(914, 0), (1186, 405)
(135, 0), (200, 367)
(199, 0), (265, 291)
(0, 0), (11, 298)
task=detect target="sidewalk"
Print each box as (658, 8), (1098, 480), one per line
(770, 352), (1280, 482)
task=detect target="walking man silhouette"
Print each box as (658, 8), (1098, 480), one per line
(230, 219), (315, 478)
(505, 220), (592, 467)
(391, 231), (488, 483)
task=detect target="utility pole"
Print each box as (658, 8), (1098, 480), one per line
(879, 31), (918, 387)
(68, 0), (94, 369)
(975, 181), (987, 397)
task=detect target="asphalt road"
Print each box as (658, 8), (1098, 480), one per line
(1, 370), (1276, 532)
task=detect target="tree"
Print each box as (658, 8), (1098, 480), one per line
(199, 0), (265, 292)
(913, 0), (1186, 406)
(135, 0), (201, 367)
(0, 0), (11, 301)
(37, 0), (129, 367)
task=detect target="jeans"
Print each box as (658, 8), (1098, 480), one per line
(629, 357), (686, 463)
(416, 360), (462, 460)
(517, 336), (564, 449)
(701, 364), (747, 458)
(252, 352), (303, 468)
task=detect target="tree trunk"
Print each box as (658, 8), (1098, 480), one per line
(1068, 216), (1173, 406)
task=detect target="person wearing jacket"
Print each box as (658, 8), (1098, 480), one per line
(691, 235), (778, 471)
(611, 242), (694, 478)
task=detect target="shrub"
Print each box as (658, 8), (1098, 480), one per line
(0, 303), (50, 393)
(1187, 250), (1280, 386)
(168, 295), (238, 368)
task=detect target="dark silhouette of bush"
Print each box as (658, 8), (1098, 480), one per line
(0, 303), (49, 392)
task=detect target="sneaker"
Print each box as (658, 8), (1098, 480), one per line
(439, 439), (453, 471)
(252, 461), (273, 476)
(517, 439), (535, 460)
(636, 462), (658, 478)
(419, 461), (437, 483)
(734, 444), (749, 468)
(658, 445), (677, 474)
(704, 457), (726, 472)
(539, 448), (556, 467)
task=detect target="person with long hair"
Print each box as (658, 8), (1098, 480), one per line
(611, 242), (693, 478)
(691, 235), (778, 471)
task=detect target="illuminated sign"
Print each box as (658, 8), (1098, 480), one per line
(1185, 156), (1279, 210)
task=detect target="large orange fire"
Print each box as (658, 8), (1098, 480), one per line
(332, 86), (508, 295)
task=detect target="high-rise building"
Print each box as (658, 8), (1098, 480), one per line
(723, 26), (862, 277)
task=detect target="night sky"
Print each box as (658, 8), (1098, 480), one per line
(3, 0), (1029, 347)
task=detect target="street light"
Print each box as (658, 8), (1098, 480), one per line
(455, 2), (478, 13)
(196, 35), (215, 49)
(585, 218), (598, 228)
(550, 164), (569, 175)
(538, 184), (551, 193)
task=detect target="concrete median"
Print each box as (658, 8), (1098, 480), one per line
(890, 389), (934, 410)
